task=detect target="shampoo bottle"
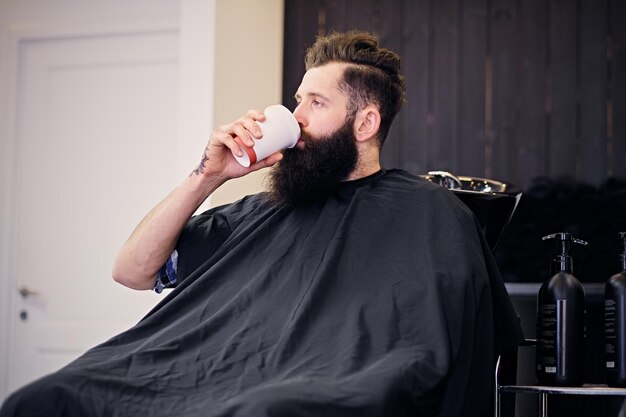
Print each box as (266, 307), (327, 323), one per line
(605, 232), (626, 387)
(536, 232), (587, 386)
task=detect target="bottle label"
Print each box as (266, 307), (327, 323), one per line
(605, 298), (617, 369)
(537, 301), (558, 373)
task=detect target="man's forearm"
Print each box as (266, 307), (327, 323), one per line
(112, 173), (224, 290)
(112, 108), (284, 290)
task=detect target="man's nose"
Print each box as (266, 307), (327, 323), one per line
(293, 104), (307, 128)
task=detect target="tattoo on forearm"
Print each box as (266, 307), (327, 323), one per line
(190, 148), (210, 176)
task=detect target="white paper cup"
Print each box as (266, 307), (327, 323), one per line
(231, 104), (301, 167)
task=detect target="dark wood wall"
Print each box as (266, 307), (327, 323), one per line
(283, 0), (626, 190)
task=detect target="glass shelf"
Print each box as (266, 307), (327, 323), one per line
(498, 384), (626, 417)
(500, 384), (626, 396)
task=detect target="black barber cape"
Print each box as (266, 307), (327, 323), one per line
(1, 169), (523, 417)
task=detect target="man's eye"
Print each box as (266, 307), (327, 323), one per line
(312, 100), (322, 107)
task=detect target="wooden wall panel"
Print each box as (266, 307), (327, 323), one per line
(323, 0), (348, 31)
(394, 0), (430, 174)
(458, 0), (487, 178)
(282, 0), (320, 109)
(430, 0), (458, 172)
(580, 0), (608, 185)
(345, 0), (376, 30)
(612, 0), (626, 178)
(516, 0), (548, 186)
(548, 0), (578, 178)
(491, 0), (520, 183)
(381, 0), (431, 172)
(282, 0), (625, 189)
(375, 1), (404, 169)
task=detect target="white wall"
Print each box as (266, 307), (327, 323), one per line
(177, 0), (285, 208)
(0, 0), (284, 401)
(210, 0), (284, 207)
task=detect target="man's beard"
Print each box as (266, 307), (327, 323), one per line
(265, 116), (358, 208)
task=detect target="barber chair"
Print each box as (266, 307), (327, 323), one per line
(421, 171), (523, 417)
(495, 339), (537, 417)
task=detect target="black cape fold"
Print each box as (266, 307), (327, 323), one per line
(1, 169), (523, 417)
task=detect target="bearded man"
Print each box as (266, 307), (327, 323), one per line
(1, 31), (522, 417)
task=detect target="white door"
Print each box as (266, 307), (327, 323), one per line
(6, 30), (180, 393)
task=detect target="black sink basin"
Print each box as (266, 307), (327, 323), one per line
(420, 171), (522, 252)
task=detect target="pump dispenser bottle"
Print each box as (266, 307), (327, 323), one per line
(536, 232), (587, 386)
(605, 232), (626, 387)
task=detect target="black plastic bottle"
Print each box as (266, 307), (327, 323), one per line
(536, 232), (587, 386)
(605, 232), (626, 387)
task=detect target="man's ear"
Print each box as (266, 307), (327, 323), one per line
(353, 106), (381, 143)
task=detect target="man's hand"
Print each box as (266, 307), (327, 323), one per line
(191, 109), (283, 181)
(113, 109), (285, 290)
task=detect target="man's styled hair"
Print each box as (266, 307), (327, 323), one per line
(304, 31), (406, 145)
